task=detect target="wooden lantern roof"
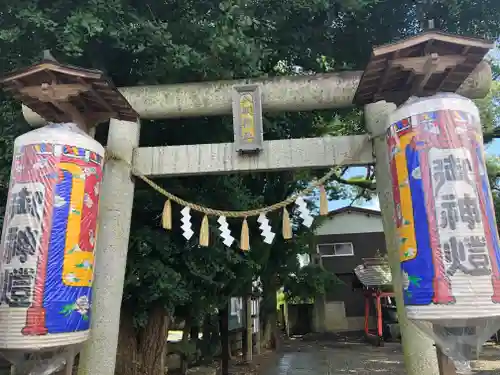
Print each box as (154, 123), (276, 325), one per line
(353, 31), (494, 106)
(0, 57), (138, 127)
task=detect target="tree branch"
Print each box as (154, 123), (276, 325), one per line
(330, 173), (376, 190)
(348, 188), (367, 207)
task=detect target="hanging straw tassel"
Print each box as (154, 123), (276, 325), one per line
(240, 218), (250, 251)
(319, 185), (329, 216)
(199, 215), (210, 247)
(282, 207), (293, 240)
(162, 200), (172, 230)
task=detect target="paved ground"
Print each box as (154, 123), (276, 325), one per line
(255, 336), (500, 375)
(476, 344), (500, 374)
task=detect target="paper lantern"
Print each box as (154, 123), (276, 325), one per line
(0, 123), (104, 350)
(387, 93), (500, 368)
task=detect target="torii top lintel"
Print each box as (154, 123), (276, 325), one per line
(0, 58), (138, 127)
(353, 30), (495, 106)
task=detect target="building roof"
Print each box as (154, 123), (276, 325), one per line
(353, 30), (494, 106)
(327, 206), (381, 217)
(0, 59), (138, 125)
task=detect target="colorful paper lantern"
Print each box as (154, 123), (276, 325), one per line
(0, 123), (104, 349)
(387, 93), (500, 369)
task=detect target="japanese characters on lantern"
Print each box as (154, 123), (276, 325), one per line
(387, 98), (500, 321)
(2, 183), (44, 309)
(431, 151), (489, 278)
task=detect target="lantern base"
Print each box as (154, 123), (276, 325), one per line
(410, 317), (500, 374)
(22, 307), (48, 336)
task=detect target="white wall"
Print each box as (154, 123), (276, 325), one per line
(315, 210), (383, 236)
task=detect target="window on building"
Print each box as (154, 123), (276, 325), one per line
(317, 242), (354, 257)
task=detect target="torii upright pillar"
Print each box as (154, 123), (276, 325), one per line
(77, 118), (141, 375)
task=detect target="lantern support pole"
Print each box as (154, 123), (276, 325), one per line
(436, 346), (458, 375)
(365, 101), (440, 375)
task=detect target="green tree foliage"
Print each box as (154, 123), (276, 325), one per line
(477, 80), (500, 142)
(285, 264), (341, 301)
(1, 0), (500, 373)
(478, 77), (500, 231)
(492, 61), (500, 81)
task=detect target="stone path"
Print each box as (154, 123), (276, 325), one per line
(256, 337), (500, 375)
(259, 340), (405, 375)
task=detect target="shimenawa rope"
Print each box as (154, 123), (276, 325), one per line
(103, 135), (372, 249)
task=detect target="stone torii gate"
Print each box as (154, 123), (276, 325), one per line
(0, 31), (494, 375)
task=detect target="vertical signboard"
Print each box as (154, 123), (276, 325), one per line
(251, 298), (259, 333)
(232, 85), (264, 153)
(228, 296), (244, 331)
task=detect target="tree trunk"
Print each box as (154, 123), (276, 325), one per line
(262, 319), (272, 349)
(180, 316), (192, 375)
(182, 317), (191, 343)
(116, 309), (140, 375)
(261, 275), (280, 351)
(262, 310), (279, 350)
(190, 325), (199, 342)
(190, 324), (201, 365)
(201, 314), (211, 359)
(218, 308), (229, 375)
(115, 306), (169, 375)
(140, 306), (169, 375)
(201, 313), (221, 361)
